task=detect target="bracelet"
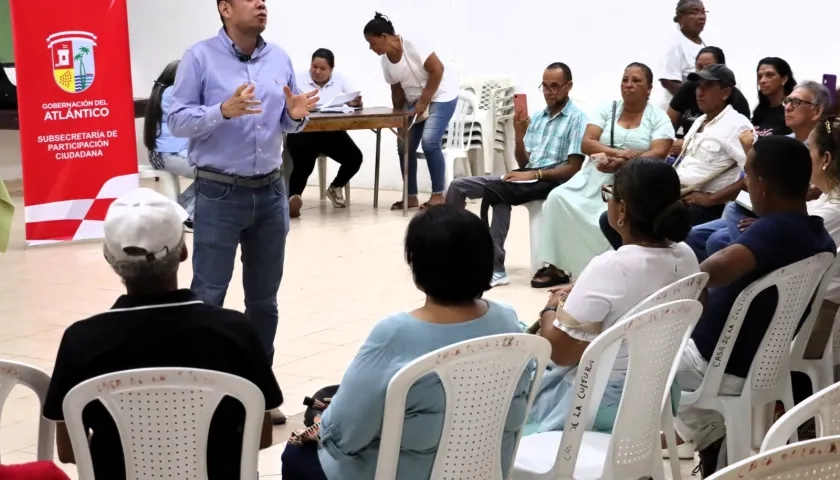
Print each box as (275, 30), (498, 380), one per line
(536, 170), (543, 180)
(539, 306), (557, 318)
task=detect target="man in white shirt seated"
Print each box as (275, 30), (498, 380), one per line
(685, 79), (830, 261)
(445, 62), (587, 287)
(675, 64), (755, 225)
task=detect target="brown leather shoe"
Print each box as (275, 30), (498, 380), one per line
(270, 408), (287, 425)
(289, 195), (302, 218)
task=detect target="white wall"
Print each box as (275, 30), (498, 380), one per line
(1, 0), (838, 190)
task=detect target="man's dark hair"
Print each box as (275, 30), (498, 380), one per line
(404, 205), (493, 306)
(546, 62), (572, 82)
(312, 48), (335, 68)
(752, 135), (812, 199)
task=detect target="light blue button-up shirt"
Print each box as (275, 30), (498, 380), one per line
(168, 28), (308, 176)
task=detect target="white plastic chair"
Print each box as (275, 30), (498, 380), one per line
(512, 299), (705, 480)
(317, 155), (351, 205)
(707, 435), (840, 479)
(525, 200), (545, 274)
(460, 76), (515, 175)
(761, 381), (840, 451)
(789, 249), (840, 394)
(139, 164), (181, 202)
(676, 252), (834, 464)
(374, 334), (552, 480)
(417, 90), (482, 188)
(62, 368), (265, 480)
(0, 359), (54, 462)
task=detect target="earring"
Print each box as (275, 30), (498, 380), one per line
(617, 218), (625, 227)
(824, 165), (829, 171)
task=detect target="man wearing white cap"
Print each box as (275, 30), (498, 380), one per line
(42, 188), (282, 479)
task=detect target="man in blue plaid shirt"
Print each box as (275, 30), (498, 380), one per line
(445, 62), (587, 287)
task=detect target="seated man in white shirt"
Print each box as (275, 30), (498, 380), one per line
(445, 62), (587, 287)
(674, 64), (755, 225)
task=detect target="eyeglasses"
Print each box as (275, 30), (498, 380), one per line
(538, 82), (567, 93)
(601, 184), (614, 203)
(782, 97), (817, 109)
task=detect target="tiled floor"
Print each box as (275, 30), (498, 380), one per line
(0, 180), (698, 478)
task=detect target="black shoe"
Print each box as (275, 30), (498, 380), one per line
(184, 220), (194, 232)
(530, 266), (571, 289)
(696, 436), (725, 478)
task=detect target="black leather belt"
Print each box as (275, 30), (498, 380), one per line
(195, 167), (284, 189)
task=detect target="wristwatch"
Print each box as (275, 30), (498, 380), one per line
(539, 305), (557, 318)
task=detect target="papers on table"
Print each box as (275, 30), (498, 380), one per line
(316, 91), (361, 113)
(735, 190), (753, 211)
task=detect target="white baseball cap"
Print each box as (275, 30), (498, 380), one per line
(104, 188), (188, 262)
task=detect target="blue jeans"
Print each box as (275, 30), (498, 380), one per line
(190, 176), (289, 360)
(686, 201), (754, 262)
(398, 97), (459, 195)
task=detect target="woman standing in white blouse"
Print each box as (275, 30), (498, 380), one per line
(658, 0), (707, 106)
(286, 49), (363, 218)
(363, 12), (459, 210)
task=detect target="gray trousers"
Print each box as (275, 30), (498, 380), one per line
(445, 175), (510, 273)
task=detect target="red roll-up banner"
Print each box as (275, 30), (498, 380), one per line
(10, 0), (139, 246)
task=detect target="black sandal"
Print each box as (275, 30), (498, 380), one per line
(390, 200), (419, 211)
(531, 267), (571, 289)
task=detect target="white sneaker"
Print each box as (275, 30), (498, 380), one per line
(326, 186), (347, 208)
(662, 441), (695, 459)
(490, 271), (510, 287)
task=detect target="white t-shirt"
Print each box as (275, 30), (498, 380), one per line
(381, 34), (458, 103)
(675, 105), (755, 193)
(808, 193), (840, 302)
(657, 31), (706, 107)
(553, 243), (700, 382)
(296, 70), (357, 107)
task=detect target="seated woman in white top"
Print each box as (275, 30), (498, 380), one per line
(280, 205), (531, 480)
(658, 0), (707, 106)
(363, 12), (459, 210)
(526, 157), (700, 434)
(285, 48), (363, 218)
(142, 60), (195, 227)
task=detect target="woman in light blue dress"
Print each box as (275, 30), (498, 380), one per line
(531, 63), (675, 288)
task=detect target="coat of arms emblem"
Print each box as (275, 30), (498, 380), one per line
(48, 31), (97, 94)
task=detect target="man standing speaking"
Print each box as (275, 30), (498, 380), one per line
(169, 0), (318, 424)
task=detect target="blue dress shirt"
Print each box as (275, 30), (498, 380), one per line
(168, 28), (308, 176)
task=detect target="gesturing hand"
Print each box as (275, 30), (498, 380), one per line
(221, 83), (262, 119)
(284, 86), (320, 120)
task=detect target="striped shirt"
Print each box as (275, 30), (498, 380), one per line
(524, 100), (587, 168)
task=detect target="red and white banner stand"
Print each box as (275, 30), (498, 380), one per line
(10, 0), (139, 246)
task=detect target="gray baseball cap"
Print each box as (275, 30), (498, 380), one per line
(687, 64), (736, 88)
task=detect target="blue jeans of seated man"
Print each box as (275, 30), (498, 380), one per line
(191, 176), (289, 360)
(686, 201), (754, 262)
(397, 98), (459, 195)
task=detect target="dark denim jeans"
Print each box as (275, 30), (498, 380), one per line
(191, 176), (290, 360)
(685, 201), (754, 261)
